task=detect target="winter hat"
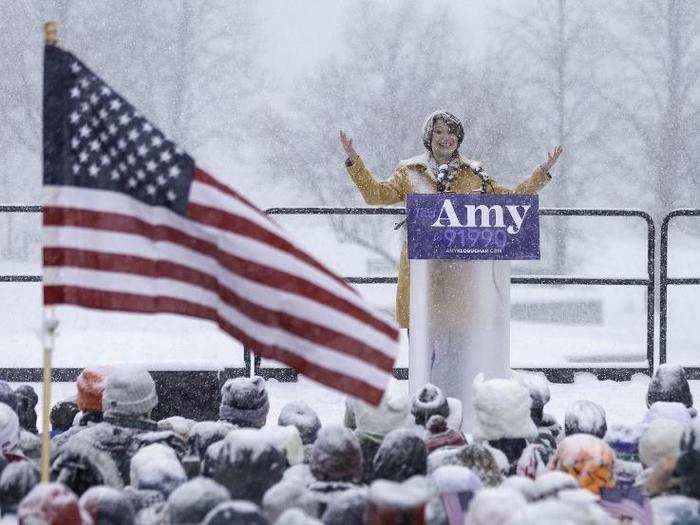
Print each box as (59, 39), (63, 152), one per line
(17, 482), (88, 525)
(50, 400), (80, 433)
(262, 425), (304, 466)
(262, 480), (307, 523)
(471, 374), (538, 441)
(411, 383), (450, 427)
(425, 415), (467, 453)
(167, 476), (230, 525)
(51, 439), (124, 495)
(512, 372), (551, 427)
(14, 385), (38, 434)
(0, 460), (40, 515)
(422, 110), (465, 152)
(0, 403), (20, 454)
(132, 430), (187, 461)
(643, 401), (693, 427)
(647, 363), (693, 409)
(102, 366), (157, 417)
(79, 486), (135, 525)
(219, 376), (269, 428)
(203, 500), (266, 525)
(310, 424), (363, 483)
(564, 400), (607, 438)
(428, 443), (504, 486)
(373, 428), (427, 482)
(187, 420), (235, 458)
(639, 418), (685, 468)
(76, 367), (108, 412)
(278, 401), (321, 445)
(352, 380), (411, 435)
(368, 476), (432, 524)
(549, 434), (616, 495)
(130, 443), (187, 498)
(203, 428), (288, 503)
(465, 487), (527, 525)
(0, 382), (17, 414)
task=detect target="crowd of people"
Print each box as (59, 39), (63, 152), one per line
(0, 363), (696, 524)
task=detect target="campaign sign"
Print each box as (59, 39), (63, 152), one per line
(406, 193), (540, 260)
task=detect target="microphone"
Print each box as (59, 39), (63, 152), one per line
(436, 164), (453, 193)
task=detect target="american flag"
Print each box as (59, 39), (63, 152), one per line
(598, 480), (653, 525)
(42, 43), (398, 405)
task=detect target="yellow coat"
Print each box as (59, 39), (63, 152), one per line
(346, 152), (551, 328)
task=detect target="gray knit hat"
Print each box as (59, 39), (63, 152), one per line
(102, 366), (158, 416)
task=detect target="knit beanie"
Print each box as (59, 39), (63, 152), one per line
(373, 429), (427, 482)
(411, 384), (450, 427)
(549, 434), (616, 495)
(278, 401), (321, 445)
(422, 110), (465, 152)
(310, 424), (363, 483)
(639, 418), (685, 468)
(0, 403), (20, 454)
(471, 374), (537, 441)
(219, 376), (269, 428)
(80, 486), (135, 525)
(17, 482), (88, 525)
(647, 364), (693, 409)
(77, 367), (108, 412)
(0, 381), (17, 414)
(102, 366), (157, 417)
(564, 400), (607, 438)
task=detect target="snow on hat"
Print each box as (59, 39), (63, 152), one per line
(644, 401), (693, 427)
(310, 424), (363, 483)
(431, 465), (483, 494)
(278, 401), (321, 445)
(17, 482), (89, 525)
(639, 418), (684, 468)
(260, 425), (304, 466)
(373, 428), (427, 482)
(411, 383), (450, 427)
(188, 420), (235, 458)
(647, 364), (693, 409)
(564, 400), (607, 438)
(422, 110), (465, 152)
(0, 403), (20, 454)
(465, 487), (527, 525)
(219, 376), (269, 428)
(512, 372), (550, 427)
(352, 380), (411, 435)
(471, 374), (538, 441)
(51, 438), (124, 495)
(167, 477), (230, 525)
(650, 495), (700, 524)
(79, 486), (135, 525)
(0, 460), (40, 514)
(76, 367), (108, 412)
(0, 381), (17, 414)
(102, 366), (157, 417)
(261, 481), (306, 523)
(549, 434), (616, 495)
(203, 500), (266, 525)
(321, 487), (369, 525)
(158, 416), (196, 441)
(425, 415), (467, 453)
(130, 443), (187, 498)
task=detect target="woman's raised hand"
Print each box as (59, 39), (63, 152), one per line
(339, 130), (359, 162)
(540, 145), (563, 173)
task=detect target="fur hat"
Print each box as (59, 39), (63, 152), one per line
(102, 366), (157, 417)
(219, 376), (269, 428)
(77, 367), (108, 412)
(471, 374), (537, 441)
(422, 110), (464, 152)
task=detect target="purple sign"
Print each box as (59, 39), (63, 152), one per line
(406, 194), (540, 260)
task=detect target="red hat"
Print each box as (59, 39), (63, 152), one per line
(76, 367), (107, 412)
(18, 482), (92, 524)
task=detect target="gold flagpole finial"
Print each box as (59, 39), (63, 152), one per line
(44, 21), (58, 45)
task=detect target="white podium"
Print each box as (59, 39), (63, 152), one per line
(409, 259), (511, 431)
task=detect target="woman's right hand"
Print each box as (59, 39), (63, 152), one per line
(339, 130), (359, 162)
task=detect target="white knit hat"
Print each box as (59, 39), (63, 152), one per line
(0, 403), (19, 453)
(639, 418), (685, 468)
(102, 366), (158, 416)
(471, 374), (537, 441)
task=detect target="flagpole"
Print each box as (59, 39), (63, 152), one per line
(40, 20), (58, 483)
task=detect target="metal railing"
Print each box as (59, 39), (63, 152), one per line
(660, 209), (700, 379)
(0, 205), (655, 383)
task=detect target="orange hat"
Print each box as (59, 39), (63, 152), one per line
(76, 367), (107, 412)
(549, 434), (616, 495)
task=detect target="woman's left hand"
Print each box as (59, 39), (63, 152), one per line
(540, 145), (563, 173)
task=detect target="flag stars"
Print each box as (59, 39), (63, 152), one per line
(108, 123), (118, 136)
(109, 99), (123, 111)
(89, 139), (100, 152)
(127, 128), (139, 141)
(127, 154), (136, 165)
(136, 169), (146, 180)
(88, 164), (99, 177)
(70, 137), (80, 149)
(79, 77), (90, 89)
(69, 111), (80, 124)
(118, 113), (131, 126)
(89, 93), (99, 105)
(109, 147), (117, 157)
(70, 62), (81, 73)
(159, 150), (172, 163)
(168, 165), (181, 178)
(72, 164), (80, 175)
(146, 184), (156, 196)
(156, 174), (167, 186)
(98, 108), (108, 120)
(78, 125), (91, 138)
(100, 154), (110, 166)
(137, 144), (148, 157)
(142, 122), (153, 133)
(90, 117), (99, 127)
(110, 169), (120, 180)
(146, 160), (157, 172)
(99, 132), (108, 143)
(117, 138), (127, 150)
(151, 136), (163, 148)
(80, 102), (90, 113)
(70, 86), (81, 98)
(127, 177), (137, 188)
(78, 151), (89, 163)
(166, 189), (177, 201)
(118, 162), (127, 172)
(100, 86), (112, 96)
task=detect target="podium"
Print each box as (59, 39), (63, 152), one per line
(406, 194), (539, 430)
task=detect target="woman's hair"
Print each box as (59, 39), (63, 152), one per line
(422, 110), (465, 152)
